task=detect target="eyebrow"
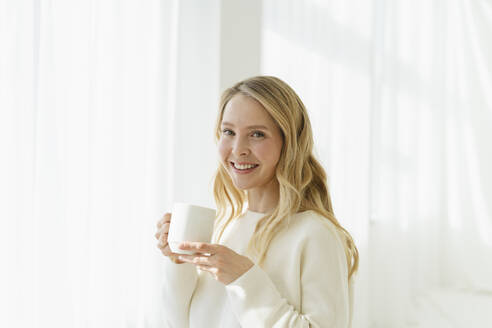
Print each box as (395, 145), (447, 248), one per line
(221, 121), (269, 130)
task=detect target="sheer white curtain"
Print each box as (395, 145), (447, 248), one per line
(370, 1), (492, 326)
(0, 0), (219, 327)
(3, 0), (492, 327)
(261, 0), (492, 327)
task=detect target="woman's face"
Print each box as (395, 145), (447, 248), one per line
(218, 93), (283, 191)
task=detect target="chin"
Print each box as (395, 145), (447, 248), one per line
(230, 175), (260, 190)
(232, 180), (254, 190)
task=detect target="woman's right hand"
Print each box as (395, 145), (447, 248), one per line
(155, 212), (185, 264)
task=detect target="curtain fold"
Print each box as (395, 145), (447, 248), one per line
(261, 0), (492, 326)
(2, 0), (492, 327)
(1, 0), (178, 326)
(1, 0), (222, 326)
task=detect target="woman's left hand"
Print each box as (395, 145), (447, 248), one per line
(177, 242), (254, 285)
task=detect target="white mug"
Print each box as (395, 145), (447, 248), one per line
(167, 203), (216, 255)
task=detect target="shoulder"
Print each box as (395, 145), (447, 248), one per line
(265, 210), (349, 275)
(290, 210), (340, 238)
(274, 210), (346, 251)
(289, 211), (349, 274)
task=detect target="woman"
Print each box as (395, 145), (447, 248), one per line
(155, 76), (358, 327)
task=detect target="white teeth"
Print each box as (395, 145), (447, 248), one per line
(233, 162), (258, 170)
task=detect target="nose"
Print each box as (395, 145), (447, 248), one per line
(232, 136), (250, 157)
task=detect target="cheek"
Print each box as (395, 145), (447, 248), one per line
(255, 141), (282, 167)
(217, 139), (230, 163)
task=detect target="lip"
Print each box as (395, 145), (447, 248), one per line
(230, 161), (259, 174)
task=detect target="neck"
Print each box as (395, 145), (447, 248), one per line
(246, 178), (279, 214)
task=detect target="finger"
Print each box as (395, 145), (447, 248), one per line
(157, 234), (169, 247)
(159, 245), (173, 257)
(161, 222), (170, 233)
(196, 265), (214, 273)
(196, 266), (218, 275)
(156, 213), (171, 228)
(159, 245), (185, 260)
(169, 255), (183, 264)
(178, 242), (219, 254)
(156, 217), (166, 228)
(157, 240), (167, 249)
(155, 223), (170, 239)
(164, 251), (186, 264)
(159, 233), (168, 244)
(178, 255), (213, 266)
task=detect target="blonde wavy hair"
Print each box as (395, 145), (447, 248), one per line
(212, 76), (359, 280)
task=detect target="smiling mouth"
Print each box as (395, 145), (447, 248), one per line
(230, 162), (259, 171)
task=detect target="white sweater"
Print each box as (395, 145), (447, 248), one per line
(161, 210), (353, 327)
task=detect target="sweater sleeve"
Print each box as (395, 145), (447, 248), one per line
(224, 222), (351, 327)
(161, 258), (198, 328)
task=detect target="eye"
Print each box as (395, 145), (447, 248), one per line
(252, 131), (265, 138)
(222, 129), (234, 136)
